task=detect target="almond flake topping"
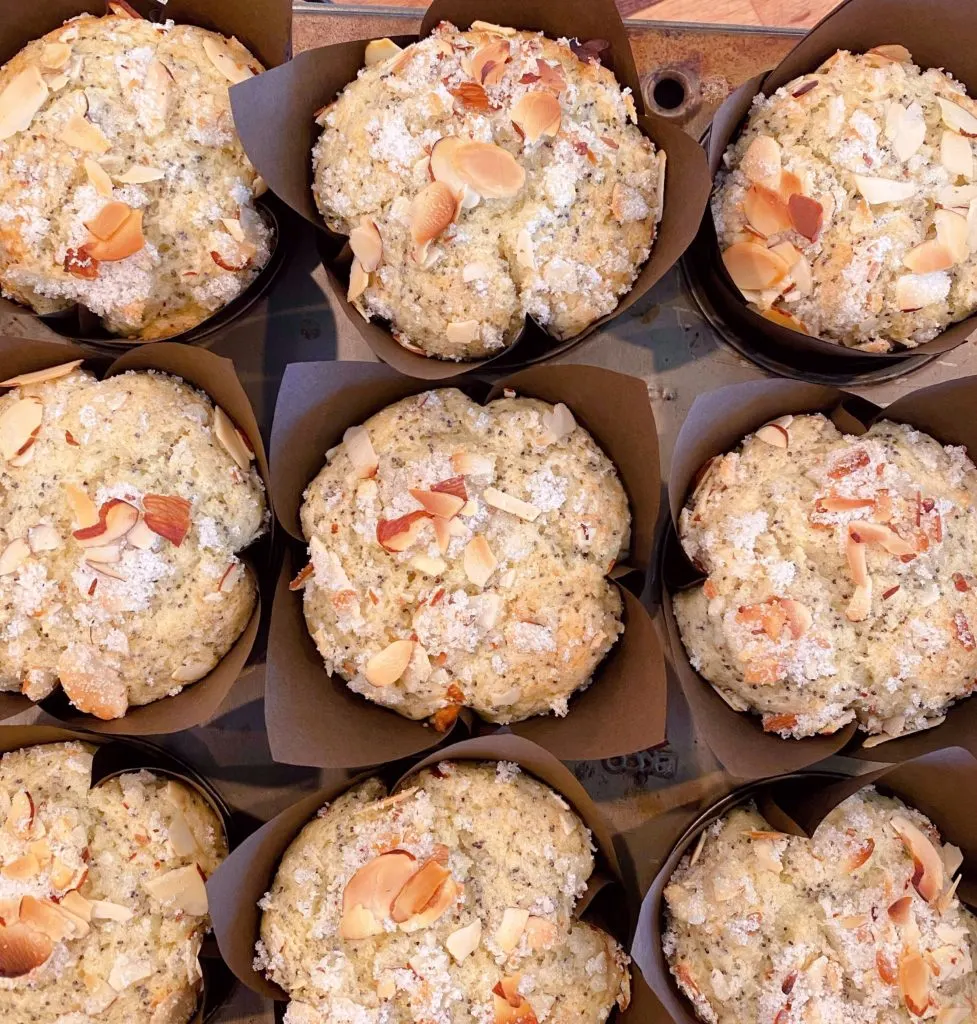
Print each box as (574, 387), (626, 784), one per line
(0, 67), (48, 142)
(483, 487), (541, 522)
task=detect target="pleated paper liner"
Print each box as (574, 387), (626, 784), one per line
(689, 0), (977, 379)
(229, 0), (711, 379)
(632, 748), (977, 1023)
(0, 338), (271, 734)
(0, 724), (261, 1024)
(0, 0), (291, 350)
(264, 360), (666, 767)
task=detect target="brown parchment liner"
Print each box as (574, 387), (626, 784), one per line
(633, 747), (977, 1024)
(0, 337), (271, 734)
(265, 360), (666, 767)
(664, 375), (977, 778)
(697, 0), (977, 368)
(0, 0), (291, 349)
(228, 0), (711, 380)
(0, 723), (245, 1024)
(207, 733), (659, 1019)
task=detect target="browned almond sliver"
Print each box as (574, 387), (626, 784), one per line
(72, 498), (139, 547)
(143, 864), (208, 917)
(451, 142), (525, 199)
(364, 640), (414, 687)
(463, 535), (497, 587)
(202, 35), (254, 85)
(40, 43), (72, 71)
(61, 113), (111, 155)
(743, 186), (791, 237)
(788, 194), (824, 241)
(342, 850), (417, 925)
(343, 424), (378, 479)
(430, 136), (468, 197)
(740, 134), (781, 186)
(86, 210), (144, 262)
(0, 396), (43, 461)
(449, 81), (493, 112)
(0, 538), (30, 577)
(214, 405), (254, 470)
(888, 895), (913, 925)
(759, 307), (809, 334)
(390, 858), (451, 923)
(348, 258), (369, 302)
(482, 487), (540, 522)
(143, 494), (191, 547)
(899, 950), (930, 1016)
(939, 97), (977, 138)
(891, 814), (944, 902)
(935, 208), (970, 262)
(85, 202), (130, 242)
(410, 181), (457, 247)
(349, 218), (383, 272)
(723, 242), (790, 292)
(0, 359), (82, 389)
(0, 67), (48, 142)
(904, 239), (955, 274)
(754, 416), (792, 448)
(869, 44), (912, 63)
(0, 919), (53, 978)
(410, 488), (464, 519)
(364, 38), (403, 67)
(470, 39), (510, 85)
(510, 91), (561, 144)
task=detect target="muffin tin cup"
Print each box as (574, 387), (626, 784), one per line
(692, 0), (977, 374)
(264, 359), (666, 767)
(208, 732), (659, 1020)
(0, 337), (272, 734)
(0, 723), (255, 1024)
(0, 0), (291, 350)
(228, 0), (711, 380)
(664, 375), (977, 778)
(631, 747), (977, 1024)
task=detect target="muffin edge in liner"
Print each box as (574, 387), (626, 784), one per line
(664, 375), (977, 778)
(0, 0), (292, 350)
(227, 0), (711, 380)
(0, 337), (271, 734)
(631, 747), (977, 1024)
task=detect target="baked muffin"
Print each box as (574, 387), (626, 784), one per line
(312, 20), (664, 360)
(663, 788), (976, 1024)
(294, 388), (629, 728)
(0, 360), (267, 718)
(0, 10), (273, 340)
(0, 740), (226, 1024)
(255, 760), (631, 1024)
(714, 45), (977, 351)
(674, 412), (977, 741)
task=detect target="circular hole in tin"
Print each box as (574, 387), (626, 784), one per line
(653, 75), (686, 111)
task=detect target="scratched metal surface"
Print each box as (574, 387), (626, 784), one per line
(2, 9), (973, 1022)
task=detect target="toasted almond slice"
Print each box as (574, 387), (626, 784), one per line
(0, 67), (48, 142)
(5, 790), (33, 838)
(469, 38), (510, 85)
(89, 900), (133, 922)
(27, 523), (59, 555)
(221, 217), (245, 242)
(938, 183), (977, 208)
(464, 535), (497, 587)
(19, 897), (73, 942)
(904, 239), (955, 274)
(40, 42), (72, 70)
(169, 658), (215, 683)
(86, 202), (130, 242)
(377, 511), (430, 552)
(144, 864), (208, 917)
(494, 907), (529, 953)
(1, 852), (40, 882)
(82, 543), (121, 564)
(115, 164), (164, 184)
(939, 96), (977, 138)
(759, 307), (808, 333)
(887, 101), (926, 162)
(411, 488), (465, 519)
(61, 113), (110, 154)
(73, 498), (139, 547)
(781, 599), (812, 639)
(83, 157), (113, 197)
(339, 903), (383, 939)
(869, 44), (912, 62)
(410, 554), (446, 576)
(348, 258), (369, 303)
(0, 538), (30, 577)
(511, 90), (560, 144)
(432, 517), (451, 555)
(470, 20), (517, 34)
(446, 919), (482, 962)
(743, 186), (791, 237)
(364, 640), (414, 687)
(740, 134), (781, 186)
(891, 815), (944, 902)
(202, 35), (253, 85)
(854, 174), (916, 205)
(390, 858), (451, 923)
(451, 452), (495, 476)
(482, 487), (540, 522)
(364, 38), (403, 67)
(0, 919), (53, 977)
(942, 842), (964, 879)
(214, 406), (254, 470)
(754, 416), (792, 448)
(846, 528), (869, 587)
(65, 484), (98, 529)
(888, 895), (913, 925)
(0, 359), (81, 389)
(722, 242), (790, 292)
(899, 950), (930, 1016)
(60, 891), (91, 925)
(540, 402), (576, 444)
(349, 217), (383, 272)
(143, 57), (173, 117)
(846, 580), (872, 622)
(941, 130), (974, 179)
(410, 181), (457, 247)
(430, 136), (469, 197)
(788, 194), (823, 241)
(400, 876), (460, 932)
(343, 424), (378, 479)
(849, 520), (915, 557)
(0, 396), (42, 461)
(935, 208), (971, 262)
(342, 850), (417, 927)
(86, 209), (144, 261)
(125, 517), (155, 551)
(445, 320), (480, 346)
(452, 141), (525, 199)
(768, 240), (801, 267)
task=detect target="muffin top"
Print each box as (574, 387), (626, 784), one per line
(0, 362), (266, 719)
(0, 11), (272, 339)
(674, 412), (977, 741)
(312, 20), (663, 360)
(664, 788), (975, 1024)
(256, 760), (631, 1024)
(295, 388), (630, 727)
(0, 741), (226, 1024)
(714, 45), (977, 351)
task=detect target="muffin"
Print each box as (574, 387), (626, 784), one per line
(714, 44), (977, 351)
(663, 787), (976, 1024)
(674, 412), (977, 741)
(0, 360), (267, 718)
(293, 388), (630, 728)
(0, 10), (273, 340)
(0, 740), (226, 1024)
(312, 20), (664, 360)
(255, 760), (631, 1024)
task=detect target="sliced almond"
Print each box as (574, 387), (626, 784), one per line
(935, 208), (970, 262)
(494, 907), (529, 953)
(888, 895), (913, 925)
(5, 790), (34, 838)
(939, 96), (977, 138)
(364, 38), (403, 67)
(788, 194), (824, 241)
(84, 158), (113, 197)
(364, 640), (414, 687)
(19, 897), (73, 942)
(452, 141), (525, 199)
(40, 42), (72, 70)
(904, 239), (955, 274)
(126, 518), (155, 550)
(722, 242), (790, 292)
(470, 39), (510, 85)
(342, 424), (378, 480)
(390, 858), (451, 923)
(0, 67), (48, 142)
(743, 186), (791, 237)
(891, 815), (944, 902)
(510, 91), (560, 144)
(941, 130), (974, 179)
(202, 35), (254, 85)
(144, 864), (208, 917)
(73, 498), (139, 547)
(348, 258), (369, 303)
(82, 543), (121, 564)
(782, 599), (813, 639)
(483, 487), (540, 522)
(60, 891), (91, 924)
(0, 538), (30, 577)
(349, 218), (383, 272)
(846, 581), (872, 622)
(849, 520), (915, 557)
(86, 201), (130, 242)
(166, 807), (198, 857)
(451, 452), (495, 476)
(886, 101), (926, 162)
(410, 181), (457, 248)
(851, 198), (874, 233)
(464, 535), (497, 587)
(143, 58), (173, 118)
(2, 852), (40, 882)
(439, 319), (478, 347)
(755, 415), (792, 448)
(214, 406), (254, 470)
(0, 360), (81, 389)
(430, 136), (469, 197)
(740, 134), (781, 186)
(515, 228), (534, 270)
(0, 396), (42, 461)
(446, 919), (482, 962)
(540, 402), (576, 444)
(377, 511), (430, 552)
(411, 488), (464, 519)
(339, 903), (382, 940)
(899, 950), (930, 1017)
(854, 174), (916, 205)
(493, 976), (538, 1024)
(342, 850), (417, 932)
(846, 528), (870, 588)
(89, 900), (133, 922)
(170, 659), (215, 683)
(869, 44), (912, 62)
(115, 164), (164, 184)
(85, 209), (144, 261)
(410, 554), (446, 576)
(65, 484), (98, 529)
(759, 307), (808, 333)
(0, 919), (52, 977)
(61, 113), (110, 155)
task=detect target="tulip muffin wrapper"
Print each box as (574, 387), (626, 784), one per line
(695, 0), (977, 369)
(632, 747), (977, 1024)
(0, 336), (272, 735)
(228, 0), (711, 380)
(664, 375), (977, 778)
(207, 732), (661, 1020)
(0, 722), (254, 1024)
(264, 359), (666, 767)
(0, 0), (292, 349)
